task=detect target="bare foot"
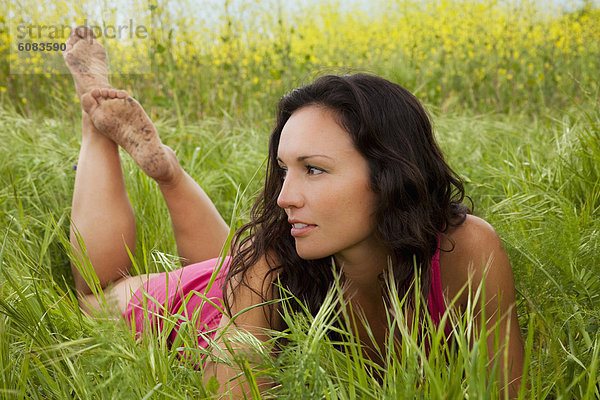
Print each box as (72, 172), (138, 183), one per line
(62, 26), (111, 99)
(81, 88), (178, 182)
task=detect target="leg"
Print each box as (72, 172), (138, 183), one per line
(63, 26), (137, 293)
(65, 25), (228, 317)
(70, 112), (136, 293)
(82, 88), (230, 266)
(157, 164), (230, 266)
(71, 113), (158, 316)
(64, 27), (156, 316)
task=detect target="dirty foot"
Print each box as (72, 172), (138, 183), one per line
(62, 26), (111, 100)
(81, 88), (178, 182)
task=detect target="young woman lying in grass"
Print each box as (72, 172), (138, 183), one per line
(63, 26), (524, 397)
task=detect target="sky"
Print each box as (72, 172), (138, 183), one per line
(181, 0), (599, 29)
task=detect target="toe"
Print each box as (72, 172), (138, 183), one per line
(63, 40), (72, 54)
(64, 29), (80, 53)
(81, 92), (99, 114)
(75, 26), (96, 41)
(117, 90), (128, 99)
(100, 88), (108, 97)
(91, 88), (102, 98)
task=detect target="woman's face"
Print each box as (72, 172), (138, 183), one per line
(276, 105), (380, 262)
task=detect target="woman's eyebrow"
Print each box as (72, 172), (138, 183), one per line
(276, 154), (333, 163)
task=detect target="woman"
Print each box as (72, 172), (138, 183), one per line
(64, 26), (524, 397)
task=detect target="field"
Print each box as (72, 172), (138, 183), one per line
(1, 0), (599, 398)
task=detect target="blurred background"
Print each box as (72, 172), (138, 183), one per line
(2, 0), (599, 121)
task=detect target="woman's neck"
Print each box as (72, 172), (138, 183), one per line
(333, 239), (394, 298)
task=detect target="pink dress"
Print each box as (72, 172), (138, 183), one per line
(123, 247), (448, 349)
(122, 255), (231, 349)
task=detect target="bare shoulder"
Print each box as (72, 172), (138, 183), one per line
(438, 219), (524, 395)
(230, 239), (281, 292)
(224, 239), (283, 331)
(439, 215), (515, 307)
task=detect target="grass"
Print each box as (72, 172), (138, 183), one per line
(1, 0), (599, 398)
(0, 96), (598, 398)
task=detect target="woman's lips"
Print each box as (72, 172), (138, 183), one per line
(290, 224), (317, 237)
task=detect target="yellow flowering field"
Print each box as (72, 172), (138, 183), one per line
(1, 0), (598, 118)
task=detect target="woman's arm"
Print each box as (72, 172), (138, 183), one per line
(204, 250), (281, 398)
(474, 225), (524, 398)
(442, 215), (525, 398)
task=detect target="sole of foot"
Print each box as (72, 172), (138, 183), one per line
(62, 26), (111, 99)
(82, 88), (177, 182)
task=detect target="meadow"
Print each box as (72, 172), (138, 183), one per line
(0, 0), (599, 398)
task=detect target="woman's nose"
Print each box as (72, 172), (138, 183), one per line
(277, 173), (303, 209)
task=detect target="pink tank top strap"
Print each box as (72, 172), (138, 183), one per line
(427, 234), (451, 337)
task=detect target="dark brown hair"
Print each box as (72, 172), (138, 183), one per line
(223, 73), (470, 326)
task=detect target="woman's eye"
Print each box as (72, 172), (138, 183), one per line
(306, 165), (323, 175)
(279, 166), (287, 179)
(278, 165), (323, 180)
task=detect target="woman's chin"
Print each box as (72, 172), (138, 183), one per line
(294, 245), (331, 261)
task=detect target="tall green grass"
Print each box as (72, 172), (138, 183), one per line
(0, 92), (598, 397)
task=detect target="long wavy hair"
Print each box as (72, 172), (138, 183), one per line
(223, 73), (470, 326)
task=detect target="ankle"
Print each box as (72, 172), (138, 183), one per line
(154, 146), (184, 187)
(81, 112), (115, 145)
(155, 167), (181, 187)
